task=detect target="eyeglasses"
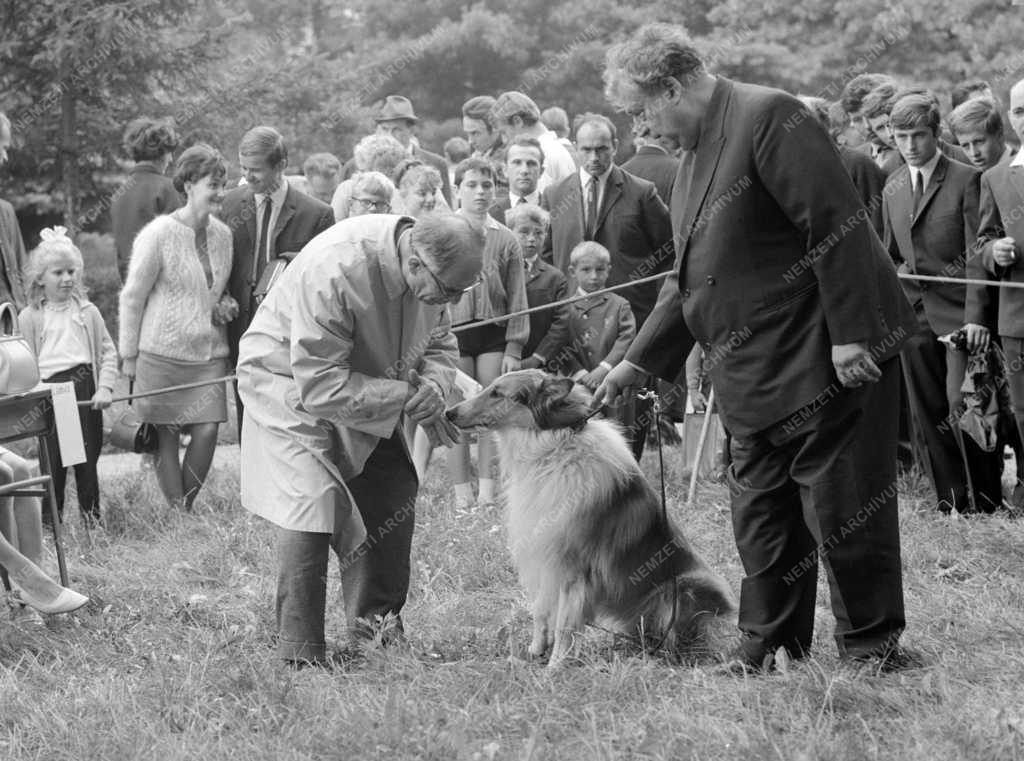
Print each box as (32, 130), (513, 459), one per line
(418, 254), (482, 299)
(352, 196), (391, 212)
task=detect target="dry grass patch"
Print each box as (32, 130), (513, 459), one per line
(0, 452), (1023, 760)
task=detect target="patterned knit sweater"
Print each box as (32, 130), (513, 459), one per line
(119, 214), (233, 362)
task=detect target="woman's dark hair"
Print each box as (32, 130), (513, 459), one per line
(172, 143), (227, 193)
(123, 118), (179, 161)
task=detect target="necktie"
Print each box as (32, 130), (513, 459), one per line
(258, 196), (273, 264)
(517, 196), (527, 205)
(911, 171), (924, 216)
(585, 175), (598, 240)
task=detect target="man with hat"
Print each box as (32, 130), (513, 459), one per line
(343, 96), (452, 205)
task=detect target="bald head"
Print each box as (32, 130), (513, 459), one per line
(1009, 79), (1024, 144)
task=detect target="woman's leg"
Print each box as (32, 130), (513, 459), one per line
(154, 425), (185, 507)
(0, 453), (43, 565)
(181, 422), (219, 509)
(448, 355), (477, 505)
(474, 351), (504, 504)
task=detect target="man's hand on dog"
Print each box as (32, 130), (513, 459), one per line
(832, 342), (881, 388)
(592, 361), (640, 407)
(580, 365), (609, 391)
(405, 369), (445, 423)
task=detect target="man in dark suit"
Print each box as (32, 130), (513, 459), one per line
(343, 96), (452, 205)
(542, 113), (674, 459)
(620, 124), (680, 205)
(0, 112), (27, 310)
(977, 78), (1024, 474)
(489, 137), (544, 224)
(220, 126), (334, 431)
(598, 24), (918, 671)
(541, 113), (673, 328)
(882, 93), (1002, 514)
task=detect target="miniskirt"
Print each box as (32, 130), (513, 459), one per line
(134, 352), (228, 426)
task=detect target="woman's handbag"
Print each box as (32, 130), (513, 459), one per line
(0, 302), (40, 395)
(107, 381), (158, 453)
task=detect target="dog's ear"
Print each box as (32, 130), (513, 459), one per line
(540, 375), (574, 402)
(533, 375), (591, 430)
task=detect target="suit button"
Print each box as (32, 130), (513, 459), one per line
(682, 289), (691, 299)
(706, 276), (715, 285)
(703, 342), (712, 351)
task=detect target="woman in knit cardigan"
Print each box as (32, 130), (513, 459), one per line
(119, 144), (237, 509)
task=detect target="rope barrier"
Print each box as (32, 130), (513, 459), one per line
(71, 269), (1024, 406)
(449, 271), (673, 332)
(898, 272), (1024, 289)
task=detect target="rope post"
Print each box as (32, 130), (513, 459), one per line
(686, 386), (716, 505)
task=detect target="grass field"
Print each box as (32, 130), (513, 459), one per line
(2, 448), (1024, 761)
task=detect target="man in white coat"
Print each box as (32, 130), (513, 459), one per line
(237, 213), (483, 665)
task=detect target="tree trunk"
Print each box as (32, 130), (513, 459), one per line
(59, 73), (77, 231)
(309, 0), (323, 55)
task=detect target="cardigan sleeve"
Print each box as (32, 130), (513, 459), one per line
(86, 303), (120, 390)
(118, 219), (164, 359)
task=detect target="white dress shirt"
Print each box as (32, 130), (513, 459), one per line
(253, 180), (290, 260)
(908, 150), (942, 197)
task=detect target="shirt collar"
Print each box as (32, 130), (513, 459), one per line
(509, 190), (540, 205)
(1012, 146), (1024, 167)
(579, 165), (613, 187)
(254, 180), (289, 208)
(909, 150), (942, 189)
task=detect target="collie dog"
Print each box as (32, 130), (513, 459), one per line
(446, 370), (735, 667)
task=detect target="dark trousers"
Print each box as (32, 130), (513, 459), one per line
(727, 358), (905, 662)
(275, 431), (418, 662)
(42, 364), (103, 521)
(901, 329), (1002, 513)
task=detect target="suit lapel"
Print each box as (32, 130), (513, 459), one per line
(675, 79), (731, 260)
(1008, 165), (1024, 209)
(912, 155), (946, 227)
(595, 167), (624, 233)
(272, 187), (297, 252)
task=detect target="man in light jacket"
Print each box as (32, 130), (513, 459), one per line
(237, 212), (483, 666)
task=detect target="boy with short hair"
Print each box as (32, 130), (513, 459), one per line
(506, 203), (570, 371)
(561, 241), (640, 455)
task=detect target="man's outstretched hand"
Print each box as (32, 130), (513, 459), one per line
(591, 361), (641, 408)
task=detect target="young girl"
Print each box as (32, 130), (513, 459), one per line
(20, 226), (117, 524)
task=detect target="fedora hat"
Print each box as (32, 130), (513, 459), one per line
(375, 95), (419, 124)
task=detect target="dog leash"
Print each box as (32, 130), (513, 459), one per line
(636, 388), (679, 655)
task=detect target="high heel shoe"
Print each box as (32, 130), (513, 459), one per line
(8, 562), (89, 614)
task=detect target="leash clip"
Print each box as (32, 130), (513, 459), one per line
(636, 388), (662, 413)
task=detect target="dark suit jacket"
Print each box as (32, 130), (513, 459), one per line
(620, 145), (679, 205)
(110, 164), (182, 282)
(0, 199), (27, 309)
(978, 160), (1024, 337)
(220, 184), (335, 359)
(628, 77), (916, 437)
(839, 146), (886, 239)
(561, 291), (636, 374)
(882, 154), (989, 335)
(523, 260), (570, 362)
(541, 166), (673, 327)
(342, 144), (452, 205)
(489, 197), (512, 225)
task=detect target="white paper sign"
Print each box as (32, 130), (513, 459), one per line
(45, 382), (86, 466)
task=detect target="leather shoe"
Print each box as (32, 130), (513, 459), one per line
(9, 562), (89, 614)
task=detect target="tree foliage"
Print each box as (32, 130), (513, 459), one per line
(3, 0), (1024, 234)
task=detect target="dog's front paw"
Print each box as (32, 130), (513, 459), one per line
(528, 638), (548, 658)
